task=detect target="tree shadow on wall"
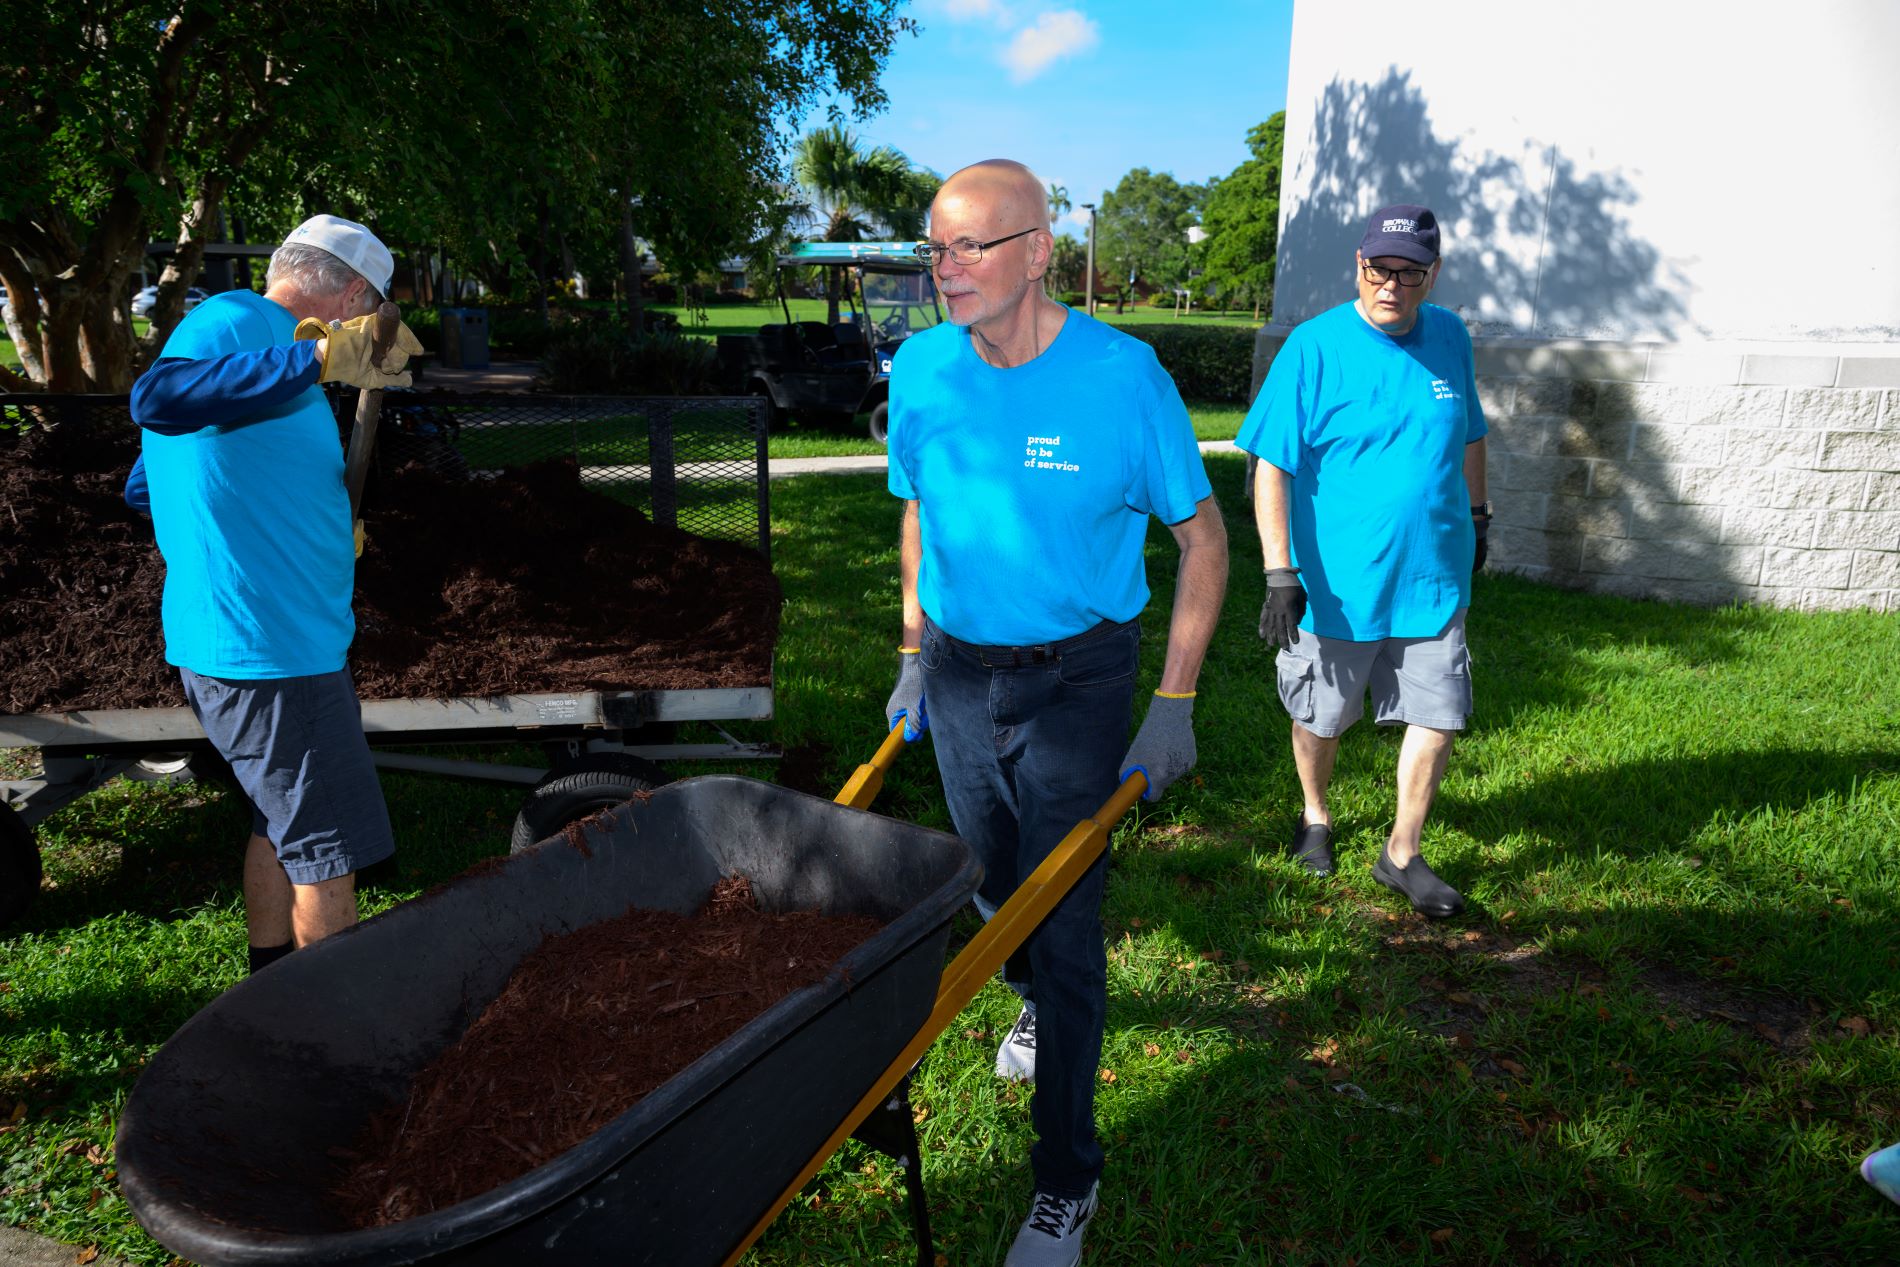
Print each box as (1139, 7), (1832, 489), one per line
(1275, 69), (1691, 340)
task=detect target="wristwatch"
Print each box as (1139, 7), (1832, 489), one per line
(1470, 501), (1493, 519)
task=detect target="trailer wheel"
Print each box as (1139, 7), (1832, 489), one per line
(0, 803), (41, 928)
(509, 753), (670, 854)
(867, 401), (889, 446)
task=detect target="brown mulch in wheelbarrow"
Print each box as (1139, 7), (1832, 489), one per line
(0, 418), (777, 714)
(330, 874), (884, 1227)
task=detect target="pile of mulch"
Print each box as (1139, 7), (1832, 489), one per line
(330, 874), (885, 1227)
(0, 419), (173, 710)
(0, 420), (779, 714)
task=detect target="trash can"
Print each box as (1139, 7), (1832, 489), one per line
(436, 307), (465, 370)
(456, 307), (490, 371)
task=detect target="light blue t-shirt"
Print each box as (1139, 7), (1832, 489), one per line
(140, 292), (355, 677)
(1236, 301), (1487, 641)
(888, 311), (1212, 645)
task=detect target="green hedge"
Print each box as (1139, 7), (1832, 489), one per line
(1105, 322), (1256, 403)
(538, 322), (718, 394)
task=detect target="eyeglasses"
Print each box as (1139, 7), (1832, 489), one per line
(913, 227), (1038, 267)
(1361, 262), (1431, 288)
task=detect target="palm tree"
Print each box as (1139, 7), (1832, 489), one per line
(792, 125), (940, 323)
(1047, 234), (1086, 295)
(1047, 183), (1071, 222)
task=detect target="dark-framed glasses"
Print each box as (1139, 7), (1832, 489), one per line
(1361, 262), (1431, 288)
(913, 227), (1038, 267)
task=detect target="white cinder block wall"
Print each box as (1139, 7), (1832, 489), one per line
(1259, 0), (1900, 611)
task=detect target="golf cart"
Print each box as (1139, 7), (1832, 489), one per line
(715, 241), (942, 445)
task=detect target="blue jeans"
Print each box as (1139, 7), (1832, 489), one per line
(920, 613), (1140, 1198)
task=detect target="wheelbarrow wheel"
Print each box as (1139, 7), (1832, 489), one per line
(509, 753), (670, 854)
(0, 803), (41, 928)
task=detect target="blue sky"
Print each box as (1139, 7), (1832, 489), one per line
(793, 0), (1294, 240)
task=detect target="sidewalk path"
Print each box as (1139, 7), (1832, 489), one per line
(1, 1224), (128, 1267)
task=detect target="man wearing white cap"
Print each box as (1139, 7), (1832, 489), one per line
(129, 214), (422, 976)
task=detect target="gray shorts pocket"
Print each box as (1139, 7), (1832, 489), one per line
(1276, 651), (1317, 724)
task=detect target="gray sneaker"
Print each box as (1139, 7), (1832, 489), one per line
(994, 1003), (1037, 1083)
(1004, 1182), (1099, 1267)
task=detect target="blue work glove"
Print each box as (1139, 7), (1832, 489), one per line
(1473, 514), (1490, 574)
(885, 648), (928, 741)
(1119, 692), (1196, 802)
(1259, 567), (1307, 651)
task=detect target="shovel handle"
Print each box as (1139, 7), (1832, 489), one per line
(345, 303), (404, 518)
(721, 769), (1147, 1267)
(367, 300), (402, 369)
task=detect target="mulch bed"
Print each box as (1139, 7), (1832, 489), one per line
(330, 873), (884, 1226)
(0, 419), (778, 714)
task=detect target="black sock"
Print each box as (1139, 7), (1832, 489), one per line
(248, 942), (294, 975)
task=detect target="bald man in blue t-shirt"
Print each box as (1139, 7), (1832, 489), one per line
(1237, 204), (1489, 920)
(884, 159), (1228, 1267)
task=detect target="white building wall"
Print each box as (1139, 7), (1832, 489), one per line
(1257, 0), (1900, 611)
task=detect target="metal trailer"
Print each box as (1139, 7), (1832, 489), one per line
(0, 391), (776, 926)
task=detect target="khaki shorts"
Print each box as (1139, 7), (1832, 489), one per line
(1275, 609), (1472, 738)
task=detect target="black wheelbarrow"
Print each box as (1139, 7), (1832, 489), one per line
(114, 729), (1147, 1266)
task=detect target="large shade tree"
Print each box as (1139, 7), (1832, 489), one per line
(1198, 113), (1284, 318)
(0, 0), (915, 391)
(1095, 167), (1203, 298)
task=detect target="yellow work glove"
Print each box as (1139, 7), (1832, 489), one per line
(294, 313), (423, 389)
(354, 518), (367, 558)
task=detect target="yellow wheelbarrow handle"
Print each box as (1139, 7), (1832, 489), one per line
(832, 721), (911, 810)
(723, 757), (1148, 1266)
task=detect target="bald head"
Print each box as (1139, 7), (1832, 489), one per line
(932, 159), (1050, 236)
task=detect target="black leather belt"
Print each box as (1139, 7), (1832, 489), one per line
(935, 617), (1132, 667)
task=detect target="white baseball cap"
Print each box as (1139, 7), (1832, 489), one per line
(282, 214), (395, 297)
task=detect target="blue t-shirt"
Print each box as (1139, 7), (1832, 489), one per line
(888, 311), (1212, 645)
(138, 292), (355, 677)
(1236, 301), (1487, 641)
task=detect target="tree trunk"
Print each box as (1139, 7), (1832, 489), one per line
(620, 203), (645, 340)
(533, 192), (552, 327)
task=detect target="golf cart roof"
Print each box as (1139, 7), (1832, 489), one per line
(777, 241), (928, 269)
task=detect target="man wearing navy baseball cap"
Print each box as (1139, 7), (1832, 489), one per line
(1234, 203), (1489, 918)
(125, 215), (424, 977)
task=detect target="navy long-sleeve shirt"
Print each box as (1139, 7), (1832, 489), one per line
(124, 341), (322, 509)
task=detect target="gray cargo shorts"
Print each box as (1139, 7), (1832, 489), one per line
(1275, 609), (1472, 738)
(180, 667), (395, 884)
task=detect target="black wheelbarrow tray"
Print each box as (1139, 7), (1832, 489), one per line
(113, 772), (981, 1267)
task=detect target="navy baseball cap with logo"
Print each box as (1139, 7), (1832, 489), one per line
(1359, 204), (1440, 264)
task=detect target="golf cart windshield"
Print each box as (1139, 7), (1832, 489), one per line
(859, 265), (940, 342)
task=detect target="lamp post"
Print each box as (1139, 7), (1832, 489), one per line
(1081, 203), (1098, 315)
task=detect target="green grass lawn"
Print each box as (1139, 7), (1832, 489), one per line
(3, 456), (1898, 1265)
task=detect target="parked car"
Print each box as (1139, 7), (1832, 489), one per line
(131, 286), (209, 318)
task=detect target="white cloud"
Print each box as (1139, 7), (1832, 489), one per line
(1001, 10), (1100, 82)
(1054, 207), (1092, 237)
(935, 0), (1008, 20)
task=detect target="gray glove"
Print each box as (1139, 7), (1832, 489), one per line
(1119, 693), (1196, 802)
(1259, 567), (1307, 650)
(884, 650), (928, 741)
